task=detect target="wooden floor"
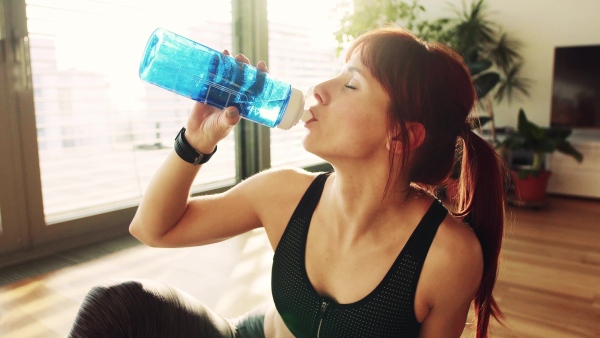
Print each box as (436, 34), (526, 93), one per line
(0, 195), (599, 338)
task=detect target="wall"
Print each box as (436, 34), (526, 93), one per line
(419, 0), (600, 129)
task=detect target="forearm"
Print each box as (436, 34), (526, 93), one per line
(129, 52), (255, 245)
(129, 150), (202, 245)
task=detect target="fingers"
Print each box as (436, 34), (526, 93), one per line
(223, 106), (240, 126)
(235, 53), (250, 65)
(223, 50), (269, 72)
(207, 106), (239, 144)
(257, 60), (268, 72)
(185, 105), (239, 153)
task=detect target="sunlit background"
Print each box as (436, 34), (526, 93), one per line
(25, 0), (348, 223)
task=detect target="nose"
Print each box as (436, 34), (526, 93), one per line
(312, 80), (330, 105)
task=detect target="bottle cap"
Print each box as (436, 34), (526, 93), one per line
(301, 109), (312, 123)
(301, 86), (316, 122)
(277, 88), (305, 130)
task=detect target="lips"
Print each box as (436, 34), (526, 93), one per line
(302, 87), (318, 125)
(303, 109), (316, 125)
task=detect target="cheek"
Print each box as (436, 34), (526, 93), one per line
(335, 115), (388, 153)
(340, 99), (380, 123)
(342, 103), (389, 135)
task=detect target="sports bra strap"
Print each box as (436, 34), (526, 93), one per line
(402, 199), (448, 279)
(288, 172), (330, 221)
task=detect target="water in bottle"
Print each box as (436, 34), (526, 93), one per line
(139, 28), (306, 129)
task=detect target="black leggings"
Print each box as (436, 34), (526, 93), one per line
(69, 279), (266, 338)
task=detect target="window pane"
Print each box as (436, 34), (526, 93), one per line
(267, 0), (344, 168)
(26, 0), (235, 223)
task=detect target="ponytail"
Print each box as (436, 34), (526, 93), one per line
(455, 130), (507, 338)
(346, 27), (507, 337)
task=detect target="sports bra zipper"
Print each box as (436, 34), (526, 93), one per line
(316, 300), (330, 338)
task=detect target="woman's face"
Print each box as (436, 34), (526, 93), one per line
(302, 52), (391, 162)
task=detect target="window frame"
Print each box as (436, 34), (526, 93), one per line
(0, 0), (331, 268)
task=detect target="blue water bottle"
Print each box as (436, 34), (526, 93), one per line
(139, 28), (307, 129)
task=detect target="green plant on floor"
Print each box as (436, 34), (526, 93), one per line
(500, 108), (584, 179)
(334, 0), (532, 143)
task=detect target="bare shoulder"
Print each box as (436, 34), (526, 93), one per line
(237, 167), (327, 248)
(238, 166), (323, 203)
(416, 209), (485, 338)
(422, 207), (484, 304)
(438, 211), (483, 280)
(229, 166), (322, 216)
(243, 166), (321, 188)
(437, 212), (483, 266)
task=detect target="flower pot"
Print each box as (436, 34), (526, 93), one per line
(510, 170), (552, 204)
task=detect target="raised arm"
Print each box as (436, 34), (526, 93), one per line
(129, 53), (268, 248)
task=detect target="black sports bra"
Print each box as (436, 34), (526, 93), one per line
(271, 173), (448, 337)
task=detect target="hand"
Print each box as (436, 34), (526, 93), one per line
(184, 51), (269, 154)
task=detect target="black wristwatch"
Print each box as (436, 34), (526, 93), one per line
(174, 127), (217, 165)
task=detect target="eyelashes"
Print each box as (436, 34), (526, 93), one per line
(344, 84), (357, 90)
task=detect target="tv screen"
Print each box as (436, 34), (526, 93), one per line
(550, 45), (600, 129)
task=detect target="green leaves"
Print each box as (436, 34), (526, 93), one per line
(467, 59), (493, 76)
(517, 108), (544, 139)
(488, 32), (522, 72)
(447, 0), (496, 56)
(516, 169), (543, 180)
(473, 72), (500, 100)
(334, 0), (432, 52)
(494, 62), (532, 104)
(501, 109), (584, 171)
(556, 139), (584, 163)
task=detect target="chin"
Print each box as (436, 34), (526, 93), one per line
(301, 137), (322, 158)
(301, 133), (342, 163)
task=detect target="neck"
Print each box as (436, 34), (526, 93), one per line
(323, 165), (413, 239)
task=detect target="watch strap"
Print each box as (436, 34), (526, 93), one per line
(174, 127), (217, 165)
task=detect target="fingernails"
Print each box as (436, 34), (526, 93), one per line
(257, 60), (268, 71)
(226, 107), (238, 118)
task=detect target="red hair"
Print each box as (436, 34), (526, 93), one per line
(347, 27), (506, 337)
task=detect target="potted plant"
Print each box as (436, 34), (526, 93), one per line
(500, 109), (583, 206)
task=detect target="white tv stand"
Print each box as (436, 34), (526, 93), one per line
(547, 130), (600, 199)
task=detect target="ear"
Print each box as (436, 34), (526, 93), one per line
(386, 122), (426, 154)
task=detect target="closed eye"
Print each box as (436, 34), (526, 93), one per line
(344, 84), (357, 90)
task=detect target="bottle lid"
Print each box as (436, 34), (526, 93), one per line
(300, 109), (312, 123)
(277, 88), (305, 130)
(301, 86), (316, 122)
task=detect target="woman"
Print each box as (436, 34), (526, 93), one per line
(70, 27), (505, 338)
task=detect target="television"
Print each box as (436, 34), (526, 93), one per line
(550, 44), (600, 129)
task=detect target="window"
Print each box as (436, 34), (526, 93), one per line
(26, 0), (235, 223)
(267, 0), (344, 168)
(26, 0), (345, 223)
(1, 0), (348, 260)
